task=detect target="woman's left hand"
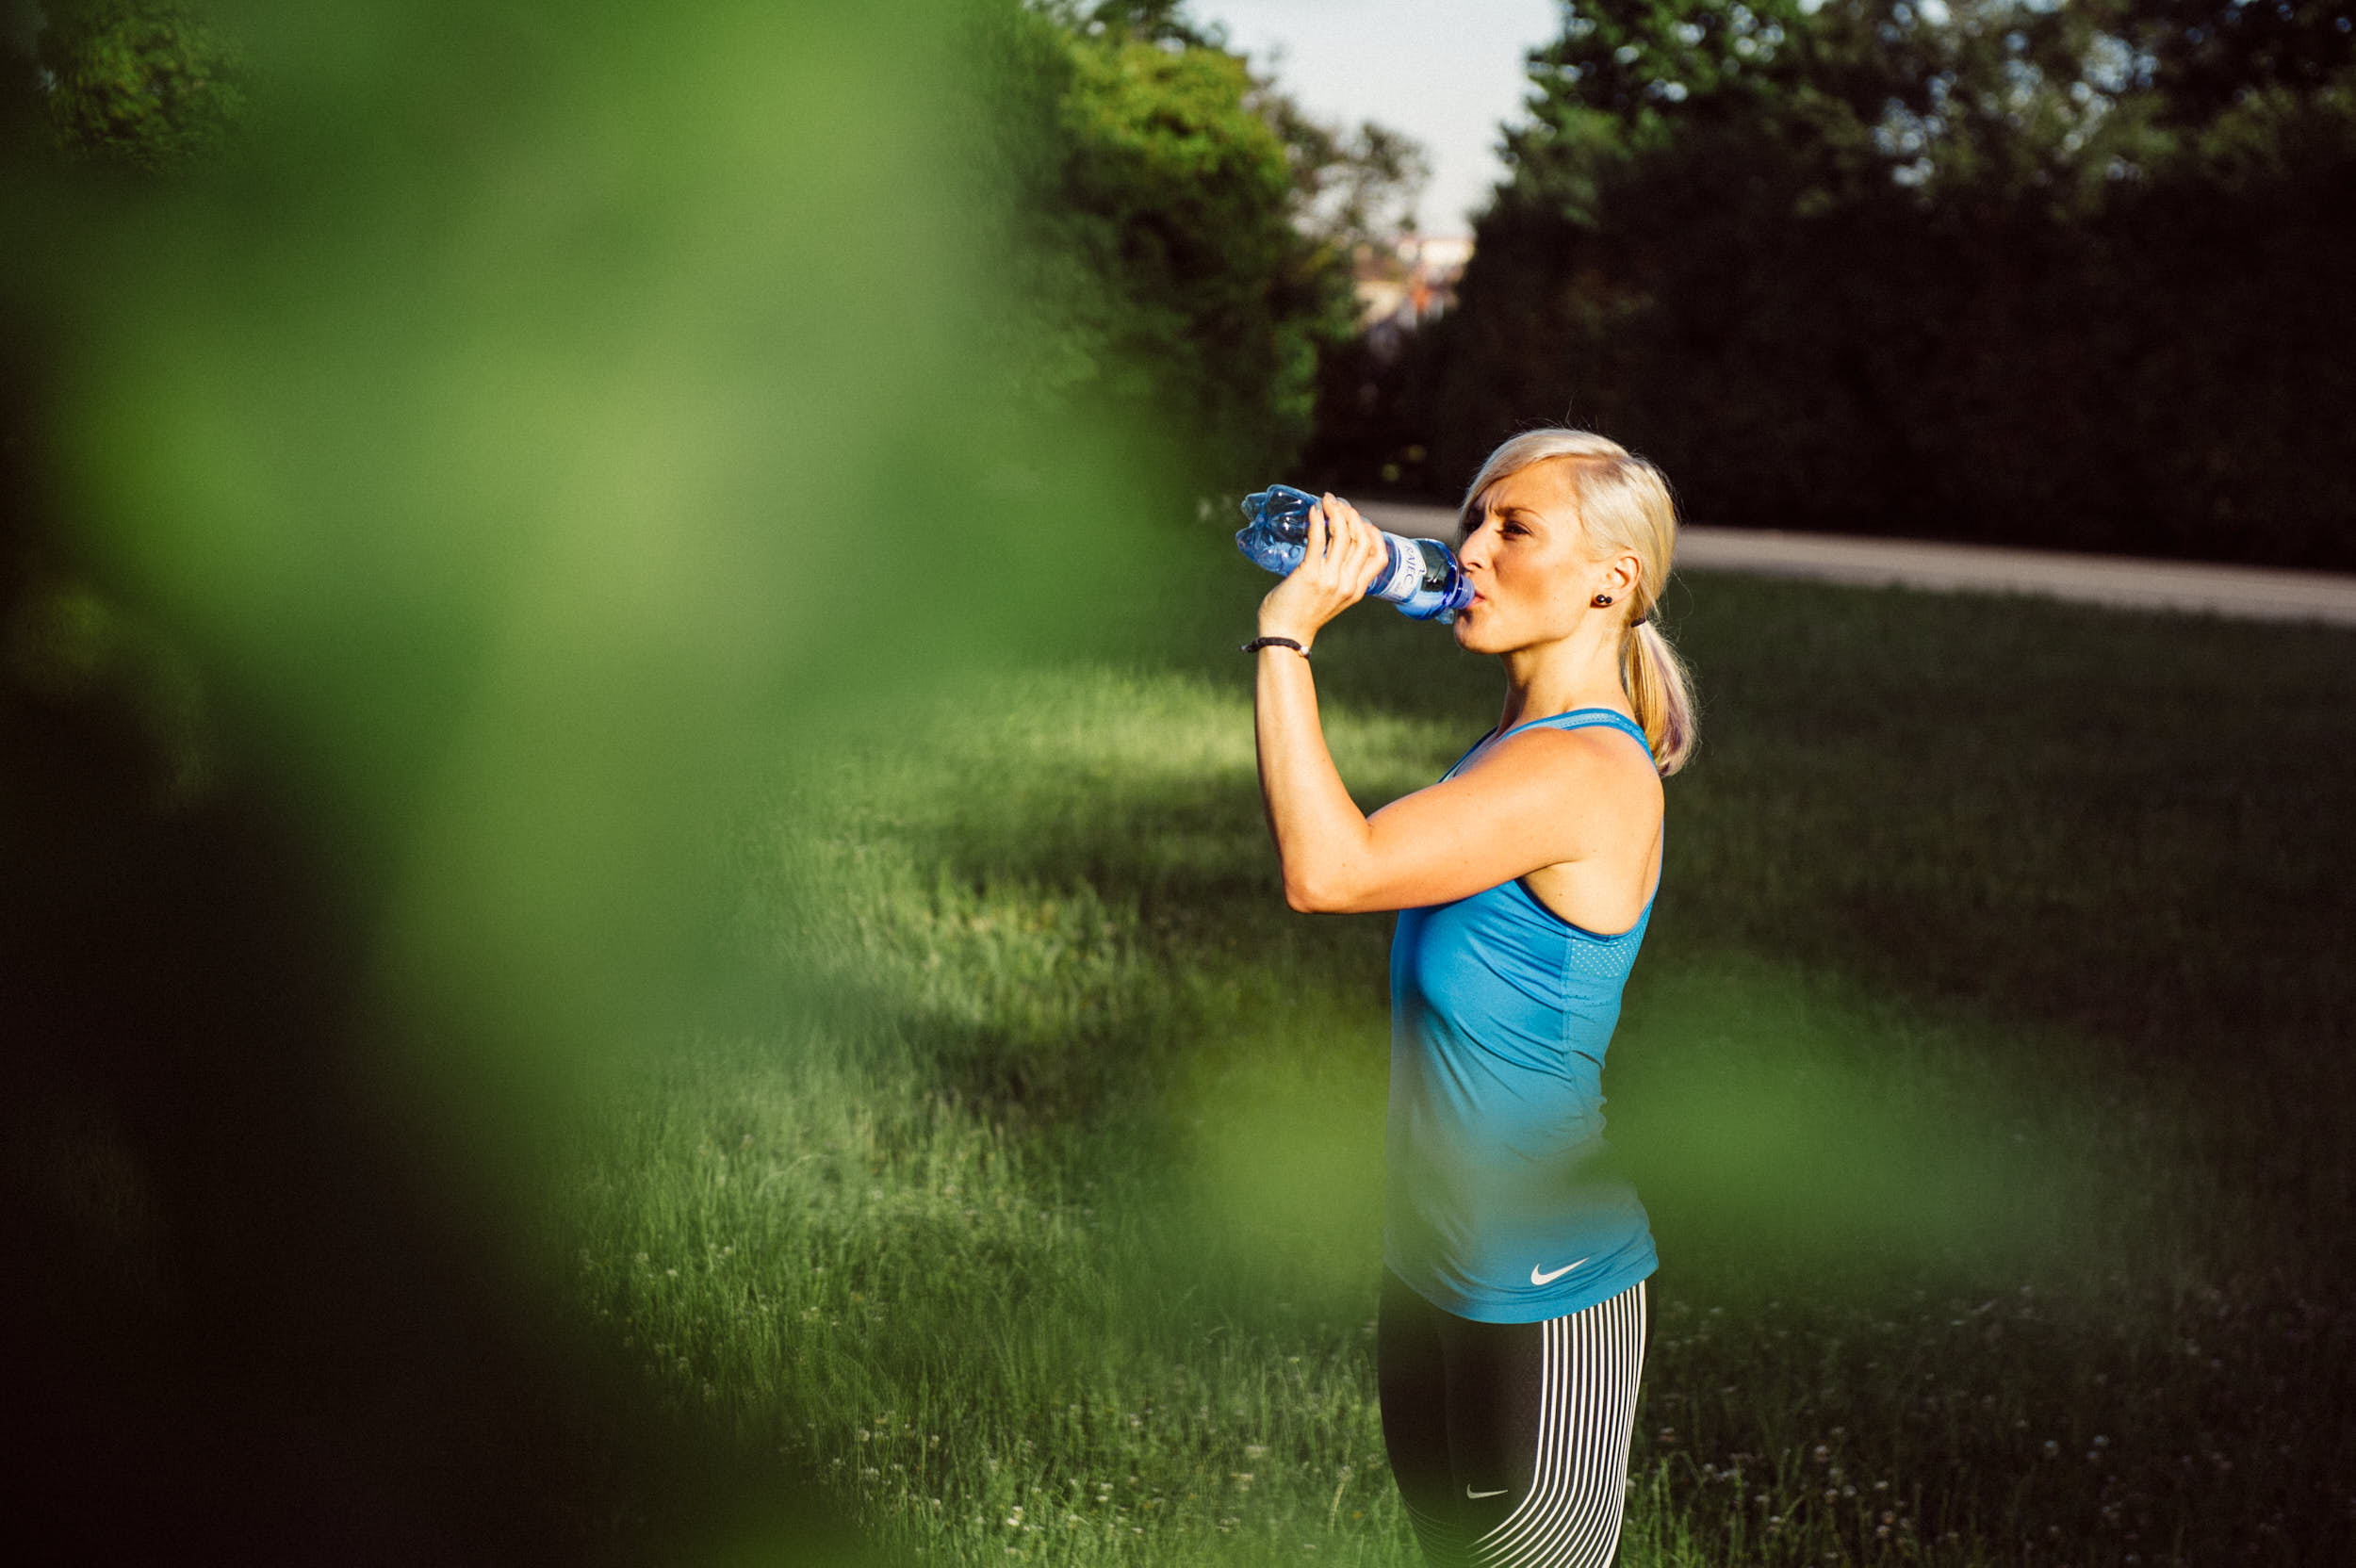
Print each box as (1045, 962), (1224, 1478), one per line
(1257, 493), (1387, 647)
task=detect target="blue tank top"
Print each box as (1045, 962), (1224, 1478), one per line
(1384, 707), (1661, 1324)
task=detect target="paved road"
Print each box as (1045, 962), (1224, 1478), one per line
(1356, 501), (2356, 629)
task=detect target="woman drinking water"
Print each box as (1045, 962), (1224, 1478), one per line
(1245, 429), (1696, 1568)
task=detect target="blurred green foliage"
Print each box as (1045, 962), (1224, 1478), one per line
(17, 0), (1414, 491)
(1307, 0), (2356, 568)
(0, 0), (1412, 1090)
(0, 0), (1422, 1556)
(0, 0), (1391, 1558)
(33, 0), (245, 174)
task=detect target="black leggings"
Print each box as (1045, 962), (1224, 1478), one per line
(1378, 1269), (1649, 1568)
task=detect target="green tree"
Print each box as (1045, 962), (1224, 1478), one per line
(1039, 21), (1344, 481)
(1339, 0), (2356, 566)
(35, 0), (245, 174)
(1005, 1), (1420, 486)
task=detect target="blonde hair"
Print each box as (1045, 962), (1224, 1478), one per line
(1461, 429), (1698, 776)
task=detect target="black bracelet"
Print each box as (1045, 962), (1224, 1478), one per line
(1240, 636), (1308, 658)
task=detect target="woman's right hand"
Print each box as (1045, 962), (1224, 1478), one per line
(1257, 493), (1387, 648)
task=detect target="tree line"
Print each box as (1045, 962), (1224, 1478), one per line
(25, 3), (2338, 564)
(1304, 0), (2356, 569)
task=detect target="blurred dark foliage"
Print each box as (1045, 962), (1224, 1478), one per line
(0, 82), (875, 1568)
(1303, 0), (2356, 568)
(0, 326), (860, 1567)
(0, 0), (1403, 1558)
(0, 2), (950, 1562)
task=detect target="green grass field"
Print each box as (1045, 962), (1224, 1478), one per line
(556, 559), (2356, 1567)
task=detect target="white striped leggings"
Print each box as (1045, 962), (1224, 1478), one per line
(1378, 1269), (1649, 1568)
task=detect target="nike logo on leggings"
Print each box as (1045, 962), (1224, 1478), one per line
(1530, 1256), (1589, 1286)
(1466, 1485), (1510, 1499)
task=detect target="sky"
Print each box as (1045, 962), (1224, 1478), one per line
(1200, 0), (1565, 235)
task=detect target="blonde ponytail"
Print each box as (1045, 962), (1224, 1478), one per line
(1621, 618), (1697, 776)
(1462, 428), (1700, 776)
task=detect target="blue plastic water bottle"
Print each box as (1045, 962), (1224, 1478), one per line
(1235, 483), (1473, 623)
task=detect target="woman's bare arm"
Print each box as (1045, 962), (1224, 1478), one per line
(1260, 713), (1651, 913)
(1250, 495), (1656, 914)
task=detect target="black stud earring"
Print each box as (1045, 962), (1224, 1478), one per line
(1592, 593), (1614, 608)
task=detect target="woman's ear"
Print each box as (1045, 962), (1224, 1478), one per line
(1603, 549), (1643, 602)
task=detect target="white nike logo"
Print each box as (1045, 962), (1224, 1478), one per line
(1466, 1486), (1510, 1500)
(1530, 1256), (1589, 1285)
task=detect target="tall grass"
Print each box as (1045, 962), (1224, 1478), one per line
(557, 561), (2356, 1566)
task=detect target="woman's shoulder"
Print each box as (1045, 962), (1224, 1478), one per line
(1472, 715), (1661, 818)
(1500, 710), (1660, 780)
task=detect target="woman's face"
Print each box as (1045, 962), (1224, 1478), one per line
(1452, 461), (1620, 655)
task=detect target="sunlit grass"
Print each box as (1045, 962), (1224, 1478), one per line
(558, 568), (2355, 1567)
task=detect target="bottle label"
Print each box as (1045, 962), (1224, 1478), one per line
(1373, 535), (1428, 603)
